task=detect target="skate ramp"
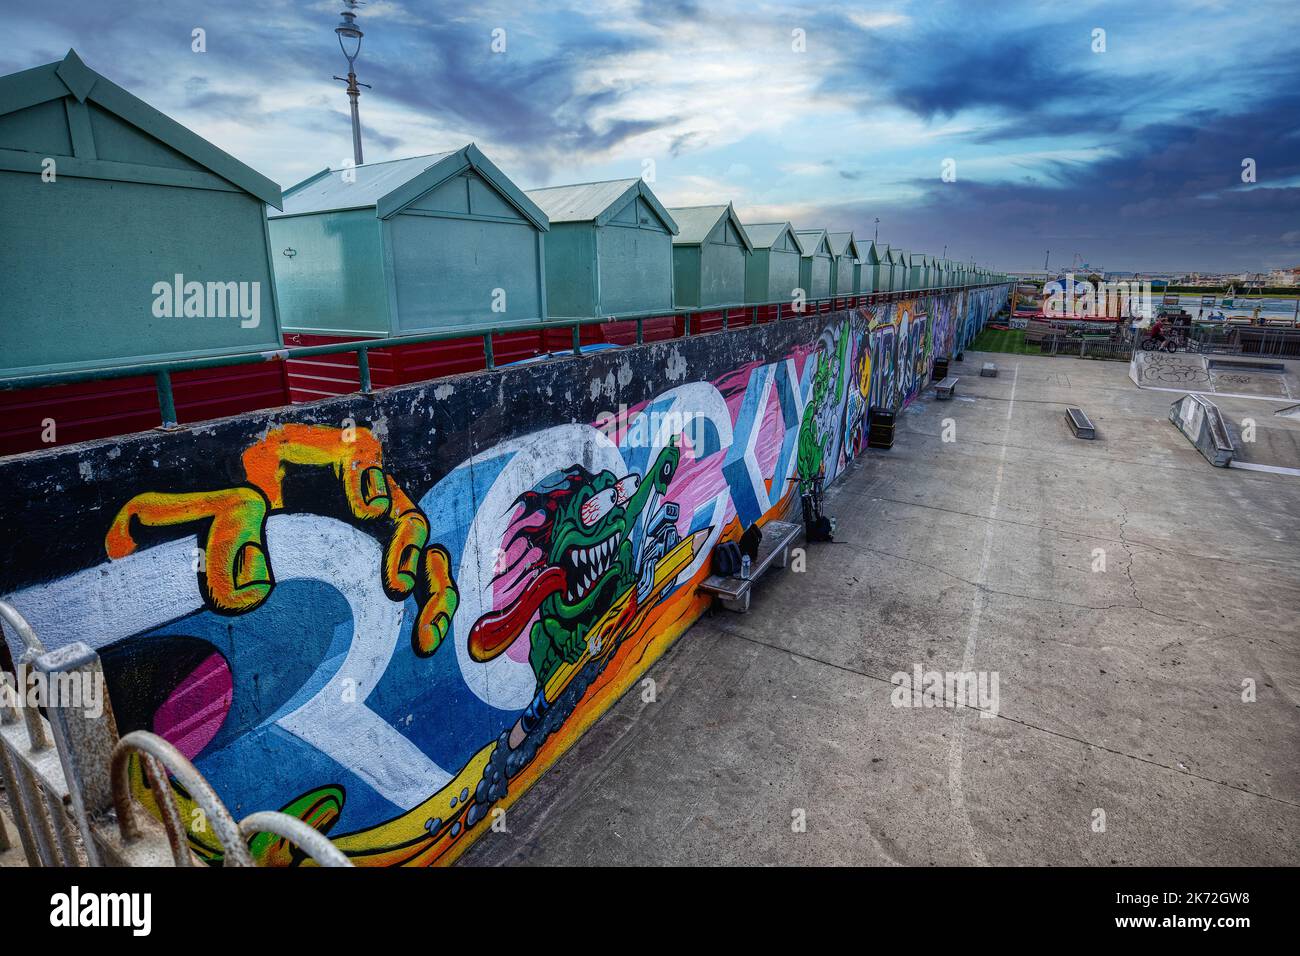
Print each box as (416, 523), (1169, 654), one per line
(1169, 393), (1234, 467)
(1132, 352), (1299, 400)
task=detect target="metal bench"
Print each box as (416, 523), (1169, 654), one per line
(1065, 407), (1095, 439)
(980, 362), (998, 378)
(935, 376), (958, 400)
(699, 519), (802, 613)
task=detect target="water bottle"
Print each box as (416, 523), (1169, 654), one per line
(740, 554), (751, 580)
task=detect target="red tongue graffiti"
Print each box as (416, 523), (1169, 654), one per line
(468, 564), (567, 663)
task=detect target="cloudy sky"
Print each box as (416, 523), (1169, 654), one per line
(12, 0), (1300, 273)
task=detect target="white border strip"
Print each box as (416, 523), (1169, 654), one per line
(1135, 382), (1295, 404)
(1228, 460), (1300, 477)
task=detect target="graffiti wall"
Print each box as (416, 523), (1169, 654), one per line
(859, 284), (998, 420)
(0, 286), (1006, 865)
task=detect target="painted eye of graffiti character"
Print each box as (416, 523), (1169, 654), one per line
(613, 474), (639, 505)
(580, 487), (617, 526)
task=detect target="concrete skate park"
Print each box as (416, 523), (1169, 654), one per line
(464, 350), (1300, 866)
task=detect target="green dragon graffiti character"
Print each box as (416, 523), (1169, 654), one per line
(797, 330), (849, 490)
(467, 443), (681, 740)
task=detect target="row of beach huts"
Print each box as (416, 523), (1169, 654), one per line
(0, 51), (1008, 455)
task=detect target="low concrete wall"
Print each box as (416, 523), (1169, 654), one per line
(1, 286), (1007, 865)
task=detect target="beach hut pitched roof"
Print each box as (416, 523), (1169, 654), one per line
(667, 202), (753, 250)
(744, 221), (805, 253)
(0, 49), (281, 207)
(828, 232), (862, 260)
(278, 152), (454, 214)
(273, 144), (548, 228)
(795, 229), (832, 257)
(525, 178), (678, 233)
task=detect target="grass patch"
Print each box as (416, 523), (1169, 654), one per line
(970, 327), (1040, 355)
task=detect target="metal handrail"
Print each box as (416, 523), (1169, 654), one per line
(0, 598), (353, 868)
(110, 730), (353, 867)
(0, 598), (45, 656)
(111, 730), (249, 866)
(0, 600), (52, 754)
(0, 672), (78, 865)
(0, 283), (1008, 429)
(238, 811), (351, 868)
(1, 601), (76, 865)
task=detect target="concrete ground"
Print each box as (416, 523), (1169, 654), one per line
(462, 350), (1300, 866)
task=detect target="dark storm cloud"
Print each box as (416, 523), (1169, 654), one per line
(10, 1), (678, 180)
(887, 33), (1122, 121)
(12, 1), (1300, 270)
(812, 12), (1154, 146)
(816, 86), (1300, 272)
(798, 3), (1300, 270)
(358, 14), (662, 158)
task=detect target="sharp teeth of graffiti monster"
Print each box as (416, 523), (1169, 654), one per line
(564, 533), (619, 602)
(558, 474), (641, 603)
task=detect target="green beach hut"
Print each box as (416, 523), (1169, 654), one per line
(909, 253), (931, 291)
(857, 240), (878, 293)
(269, 145), (549, 337)
(892, 249), (911, 291)
(743, 221), (805, 305)
(876, 244), (896, 292)
(525, 178), (678, 319)
(0, 50), (285, 378)
(859, 242), (883, 293)
(828, 232), (864, 296)
(667, 202), (753, 309)
(795, 229), (834, 301)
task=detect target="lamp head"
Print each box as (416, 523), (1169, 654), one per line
(336, 11), (363, 63)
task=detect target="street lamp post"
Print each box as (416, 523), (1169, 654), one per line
(873, 217), (879, 244)
(333, 2), (370, 166)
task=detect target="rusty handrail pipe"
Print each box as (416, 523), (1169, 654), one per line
(237, 811), (351, 867)
(0, 598), (45, 656)
(0, 600), (52, 754)
(111, 730), (249, 866)
(110, 730), (351, 867)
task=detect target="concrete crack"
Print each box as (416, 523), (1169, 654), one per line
(1116, 500), (1143, 607)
